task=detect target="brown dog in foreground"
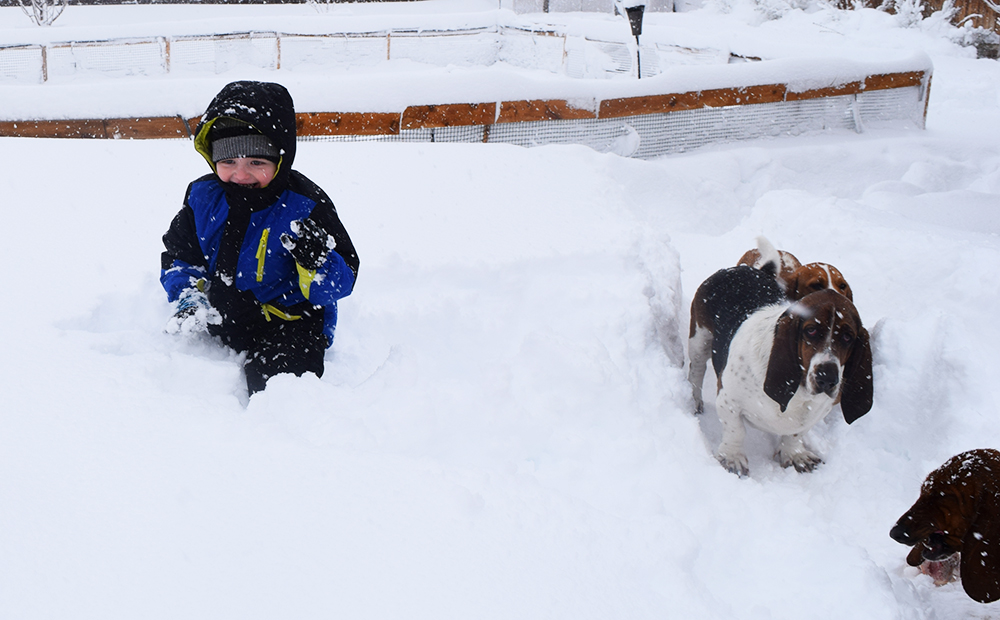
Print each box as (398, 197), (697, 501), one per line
(890, 448), (1000, 603)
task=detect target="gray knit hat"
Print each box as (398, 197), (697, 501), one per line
(210, 118), (280, 163)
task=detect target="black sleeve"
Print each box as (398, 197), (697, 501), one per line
(290, 171), (360, 279)
(161, 184), (208, 271)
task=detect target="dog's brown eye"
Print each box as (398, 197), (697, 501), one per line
(838, 283), (847, 290)
(839, 331), (854, 344)
(804, 325), (820, 338)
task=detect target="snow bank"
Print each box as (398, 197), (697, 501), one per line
(3, 2), (1000, 619)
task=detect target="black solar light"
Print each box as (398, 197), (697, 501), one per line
(626, 4), (645, 78)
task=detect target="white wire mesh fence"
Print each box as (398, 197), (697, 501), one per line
(0, 43), (43, 82)
(299, 85), (928, 159)
(46, 37), (166, 78)
(169, 32), (279, 73)
(0, 19), (930, 160)
(0, 26), (704, 84)
(0, 75), (929, 158)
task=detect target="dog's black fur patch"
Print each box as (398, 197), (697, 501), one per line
(695, 265), (784, 376)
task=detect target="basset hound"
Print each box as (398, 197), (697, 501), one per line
(688, 266), (873, 476)
(736, 237), (853, 301)
(786, 262), (853, 302)
(736, 236), (802, 293)
(890, 449), (1000, 603)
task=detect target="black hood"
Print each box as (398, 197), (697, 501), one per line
(194, 81), (298, 205)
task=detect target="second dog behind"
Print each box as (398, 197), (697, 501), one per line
(736, 236), (853, 301)
(736, 236), (801, 293)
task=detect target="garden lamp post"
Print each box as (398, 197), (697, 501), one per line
(626, 4), (645, 78)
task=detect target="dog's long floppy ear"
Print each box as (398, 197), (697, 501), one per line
(840, 325), (873, 424)
(784, 270), (804, 301)
(960, 505), (1000, 603)
(763, 310), (802, 412)
(905, 544), (925, 567)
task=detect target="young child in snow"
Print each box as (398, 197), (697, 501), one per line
(160, 80), (359, 395)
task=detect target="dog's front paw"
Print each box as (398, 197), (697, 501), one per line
(716, 451), (749, 477)
(777, 448), (823, 473)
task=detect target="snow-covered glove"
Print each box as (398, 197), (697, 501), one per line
(280, 218), (335, 271)
(165, 288), (222, 335)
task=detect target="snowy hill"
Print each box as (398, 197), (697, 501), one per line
(2, 1), (1000, 619)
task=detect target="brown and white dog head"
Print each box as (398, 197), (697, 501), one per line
(786, 262), (853, 302)
(890, 449), (1000, 603)
(762, 289), (873, 423)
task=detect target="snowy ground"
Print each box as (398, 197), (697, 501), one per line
(2, 1), (1000, 619)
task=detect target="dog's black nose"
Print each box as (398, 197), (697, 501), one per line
(814, 362), (839, 394)
(890, 521), (917, 545)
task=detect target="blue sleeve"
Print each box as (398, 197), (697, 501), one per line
(297, 249), (356, 306)
(160, 199), (208, 302)
(161, 260), (207, 303)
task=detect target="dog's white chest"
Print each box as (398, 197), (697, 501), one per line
(718, 306), (836, 436)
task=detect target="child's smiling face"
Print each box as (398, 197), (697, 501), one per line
(216, 157), (277, 188)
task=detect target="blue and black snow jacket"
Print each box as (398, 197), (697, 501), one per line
(160, 81), (358, 347)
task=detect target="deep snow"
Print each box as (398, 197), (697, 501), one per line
(2, 1), (1000, 619)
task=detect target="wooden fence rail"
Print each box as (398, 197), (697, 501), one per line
(0, 70), (929, 140)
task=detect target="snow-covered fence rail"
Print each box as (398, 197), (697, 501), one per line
(0, 69), (931, 158)
(0, 26), (703, 84)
